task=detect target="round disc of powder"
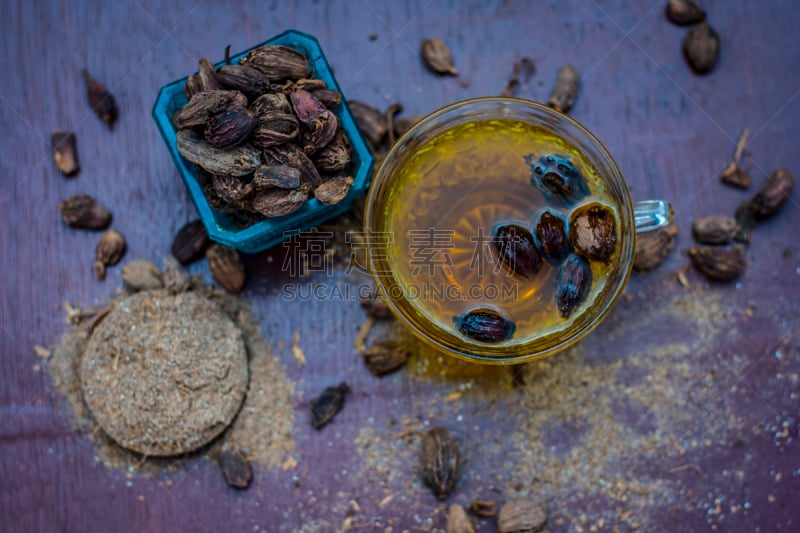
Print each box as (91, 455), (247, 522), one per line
(80, 290), (248, 456)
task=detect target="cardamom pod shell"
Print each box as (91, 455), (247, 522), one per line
(263, 143), (321, 187)
(171, 220), (209, 265)
(196, 58), (222, 91)
(94, 230), (127, 279)
(176, 130), (261, 176)
(314, 175), (353, 205)
(251, 188), (309, 217)
(497, 500), (548, 533)
(683, 22), (720, 75)
(348, 100), (388, 150)
(240, 45), (309, 80)
(666, 0), (706, 25)
(204, 102), (256, 149)
(548, 64), (580, 113)
(312, 130), (351, 172)
(51, 131), (80, 177)
(206, 244), (246, 293)
(569, 203), (617, 263)
(311, 88), (342, 108)
(249, 93), (291, 117)
(421, 37), (458, 76)
(59, 194), (112, 230)
(688, 246), (745, 282)
(251, 112), (299, 148)
(253, 165), (302, 190)
(420, 427), (460, 499)
(751, 168), (793, 220)
(692, 215), (739, 244)
(216, 65), (271, 98)
(81, 69), (118, 129)
(633, 223), (679, 272)
(174, 90), (247, 129)
(362, 340), (410, 376)
(122, 260), (163, 291)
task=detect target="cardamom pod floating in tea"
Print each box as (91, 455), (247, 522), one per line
(526, 153), (590, 205)
(533, 210), (572, 264)
(492, 223), (543, 278)
(454, 309), (516, 343)
(555, 254), (592, 318)
(569, 203), (617, 264)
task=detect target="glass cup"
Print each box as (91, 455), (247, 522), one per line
(364, 97), (672, 364)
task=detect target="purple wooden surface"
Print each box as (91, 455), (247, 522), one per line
(1, 1), (799, 531)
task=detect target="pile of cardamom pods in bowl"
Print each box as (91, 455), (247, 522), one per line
(173, 45), (354, 224)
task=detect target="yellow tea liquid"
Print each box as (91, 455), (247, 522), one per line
(381, 118), (621, 345)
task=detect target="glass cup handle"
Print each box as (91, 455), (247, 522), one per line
(634, 200), (674, 234)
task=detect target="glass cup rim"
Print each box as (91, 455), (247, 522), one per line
(364, 96), (635, 364)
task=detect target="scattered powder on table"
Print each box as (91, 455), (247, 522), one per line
(48, 278), (295, 473)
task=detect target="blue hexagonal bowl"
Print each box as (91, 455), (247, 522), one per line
(152, 30), (374, 254)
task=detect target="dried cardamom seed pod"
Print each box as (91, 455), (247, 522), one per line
(312, 130), (351, 172)
(688, 245), (745, 282)
(121, 260), (163, 291)
(555, 254), (592, 318)
(314, 175), (353, 205)
(665, 0), (706, 25)
(218, 449), (253, 490)
(175, 90), (247, 129)
(751, 168), (793, 220)
(497, 500), (548, 533)
(206, 243), (246, 293)
(348, 100), (388, 150)
(81, 69), (118, 129)
(683, 22), (720, 75)
(492, 223), (543, 278)
(240, 45), (309, 80)
(569, 203), (617, 263)
(249, 93), (291, 117)
(633, 223), (679, 272)
(263, 143), (321, 187)
(216, 65), (271, 98)
(197, 58), (222, 91)
(526, 153), (590, 205)
(161, 255), (191, 295)
(469, 500), (497, 517)
(421, 37), (458, 76)
(301, 110), (339, 153)
(93, 230), (127, 279)
(548, 64), (580, 113)
(51, 131), (80, 177)
(171, 220), (209, 265)
(204, 102), (256, 149)
(290, 89), (327, 123)
(447, 504), (475, 533)
(720, 162), (751, 189)
(253, 165), (302, 190)
(362, 340), (410, 376)
(692, 215), (739, 244)
(176, 130), (261, 176)
(251, 188), (309, 217)
(310, 382), (350, 429)
(420, 427), (460, 499)
(294, 78), (328, 91)
(184, 74), (202, 98)
(454, 309), (516, 343)
(212, 174), (253, 204)
(360, 289), (392, 318)
(310, 88), (342, 108)
(251, 112), (299, 148)
(59, 195), (112, 230)
(204, 182), (228, 211)
(533, 210), (572, 264)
